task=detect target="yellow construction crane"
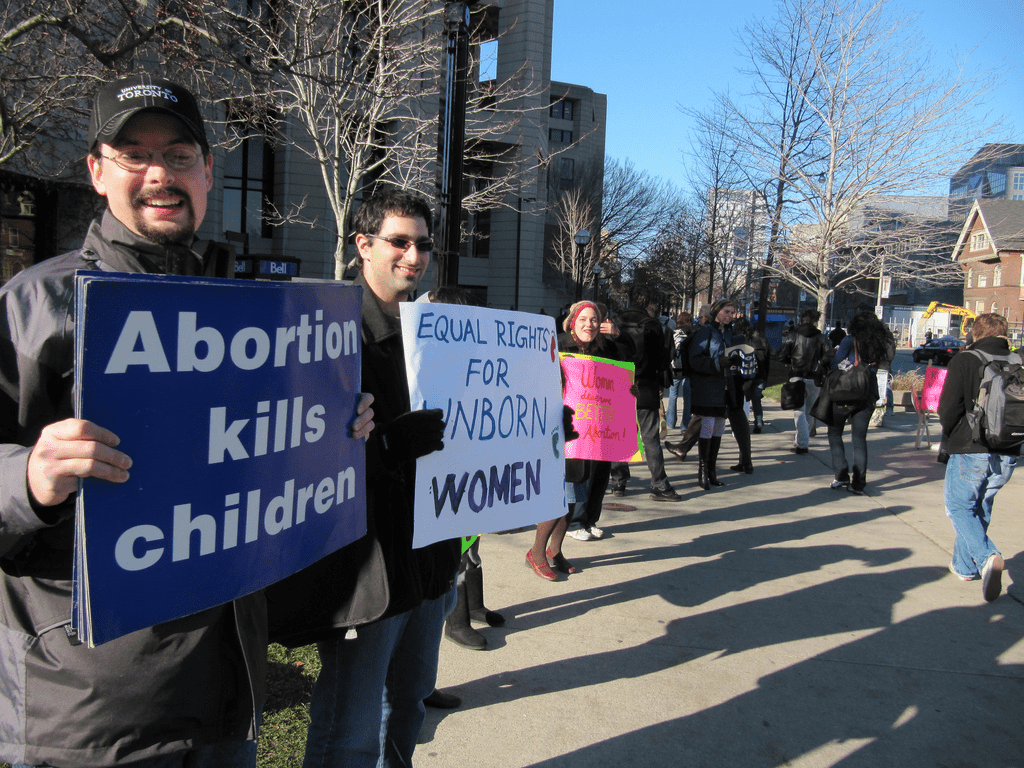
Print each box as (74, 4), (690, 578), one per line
(921, 302), (977, 334)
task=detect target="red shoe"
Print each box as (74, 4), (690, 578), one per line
(546, 549), (578, 574)
(526, 549), (557, 580)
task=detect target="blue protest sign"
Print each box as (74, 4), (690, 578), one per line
(73, 273), (365, 646)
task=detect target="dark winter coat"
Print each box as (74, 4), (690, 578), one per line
(938, 335), (1022, 456)
(0, 212), (265, 768)
(266, 273), (461, 647)
(688, 321), (735, 416)
(778, 322), (830, 378)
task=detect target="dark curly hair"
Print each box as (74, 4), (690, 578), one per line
(847, 311), (895, 365)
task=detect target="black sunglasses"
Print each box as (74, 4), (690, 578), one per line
(365, 234), (434, 253)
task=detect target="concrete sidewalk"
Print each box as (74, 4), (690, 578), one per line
(422, 400), (1024, 768)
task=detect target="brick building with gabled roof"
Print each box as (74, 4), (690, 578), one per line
(952, 198), (1024, 339)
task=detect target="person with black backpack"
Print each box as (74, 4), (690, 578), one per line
(938, 313), (1021, 602)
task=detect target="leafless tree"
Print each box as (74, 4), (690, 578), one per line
(713, 0), (999, 326)
(0, 0), (219, 174)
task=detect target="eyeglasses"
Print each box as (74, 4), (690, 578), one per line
(102, 146), (202, 173)
(364, 234), (434, 253)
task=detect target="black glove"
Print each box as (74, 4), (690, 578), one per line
(563, 405), (580, 443)
(379, 408), (445, 469)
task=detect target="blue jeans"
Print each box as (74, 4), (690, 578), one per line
(827, 405), (871, 488)
(748, 381), (765, 424)
(665, 377), (690, 429)
(303, 588), (456, 768)
(13, 741), (256, 768)
(944, 453), (1016, 577)
(792, 378), (820, 448)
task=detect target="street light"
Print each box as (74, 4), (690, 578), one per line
(573, 229), (591, 301)
(592, 262), (602, 302)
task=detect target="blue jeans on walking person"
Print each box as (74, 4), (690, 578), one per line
(944, 453), (1016, 578)
(748, 381), (765, 425)
(792, 378), (820, 448)
(826, 405), (871, 489)
(665, 377), (690, 430)
(302, 588), (457, 768)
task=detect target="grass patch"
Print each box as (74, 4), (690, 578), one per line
(763, 382), (783, 401)
(257, 643), (320, 768)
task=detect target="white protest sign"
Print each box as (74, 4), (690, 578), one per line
(401, 303), (565, 548)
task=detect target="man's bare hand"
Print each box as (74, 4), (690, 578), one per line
(27, 419), (132, 507)
(350, 393), (375, 440)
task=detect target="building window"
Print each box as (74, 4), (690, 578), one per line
(978, 272), (987, 288)
(977, 300), (986, 314)
(991, 301), (998, 315)
(548, 129), (572, 143)
(1013, 171), (1024, 192)
(994, 265), (1002, 286)
(3, 224), (17, 248)
(550, 98), (574, 121)
(967, 268), (973, 287)
(970, 232), (989, 252)
(560, 158), (575, 183)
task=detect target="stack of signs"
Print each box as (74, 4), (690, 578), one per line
(73, 273), (366, 646)
(400, 303), (564, 548)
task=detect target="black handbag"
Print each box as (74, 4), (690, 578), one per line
(780, 378), (806, 410)
(828, 343), (876, 403)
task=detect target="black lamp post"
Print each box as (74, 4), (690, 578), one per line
(437, 0), (478, 288)
(573, 228), (590, 301)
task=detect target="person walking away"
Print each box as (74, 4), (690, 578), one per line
(778, 309), (830, 453)
(938, 313), (1019, 601)
(824, 311), (894, 494)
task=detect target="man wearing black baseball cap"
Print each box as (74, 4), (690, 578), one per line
(0, 76), (269, 768)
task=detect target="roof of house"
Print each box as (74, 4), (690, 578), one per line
(953, 199), (1024, 262)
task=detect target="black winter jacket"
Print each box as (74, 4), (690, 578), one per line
(0, 212), (264, 768)
(266, 274), (461, 647)
(778, 323), (830, 378)
(938, 335), (1022, 456)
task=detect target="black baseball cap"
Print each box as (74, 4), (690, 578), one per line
(88, 75), (208, 152)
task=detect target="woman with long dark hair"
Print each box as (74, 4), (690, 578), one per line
(825, 311), (895, 494)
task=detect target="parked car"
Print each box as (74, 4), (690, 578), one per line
(912, 336), (966, 365)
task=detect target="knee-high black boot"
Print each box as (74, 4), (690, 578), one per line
(707, 436), (725, 486)
(466, 562), (504, 627)
(697, 437), (711, 490)
(444, 581), (487, 650)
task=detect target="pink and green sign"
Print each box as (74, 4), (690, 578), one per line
(560, 353), (638, 462)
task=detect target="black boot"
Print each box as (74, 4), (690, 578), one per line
(465, 562), (504, 627)
(707, 436), (725, 486)
(729, 411), (753, 474)
(697, 437), (711, 490)
(444, 582), (487, 650)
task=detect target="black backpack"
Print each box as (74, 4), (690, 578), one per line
(966, 349), (1024, 451)
(673, 332), (695, 378)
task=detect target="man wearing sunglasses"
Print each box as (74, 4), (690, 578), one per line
(267, 187), (459, 767)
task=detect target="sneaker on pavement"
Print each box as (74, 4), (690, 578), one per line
(569, 528), (596, 542)
(829, 480), (848, 490)
(608, 486), (626, 497)
(792, 447), (809, 455)
(982, 553), (1004, 602)
(948, 562), (978, 582)
(587, 525), (605, 539)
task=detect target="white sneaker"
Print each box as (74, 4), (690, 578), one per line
(569, 528), (596, 542)
(587, 525), (605, 539)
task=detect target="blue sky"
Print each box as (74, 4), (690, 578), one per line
(550, 0), (1024, 193)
